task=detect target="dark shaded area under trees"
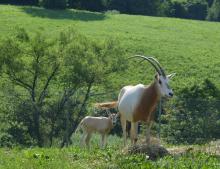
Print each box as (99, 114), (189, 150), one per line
(1, 0), (220, 21)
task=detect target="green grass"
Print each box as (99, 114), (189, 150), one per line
(0, 135), (220, 169)
(0, 5), (220, 93)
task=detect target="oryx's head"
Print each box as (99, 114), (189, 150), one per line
(130, 55), (175, 98)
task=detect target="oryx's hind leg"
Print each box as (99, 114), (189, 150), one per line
(120, 114), (127, 146)
(80, 131), (86, 147)
(85, 133), (92, 149)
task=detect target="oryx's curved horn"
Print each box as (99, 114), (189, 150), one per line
(129, 55), (162, 75)
(147, 57), (166, 77)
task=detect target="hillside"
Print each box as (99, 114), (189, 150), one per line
(0, 5), (220, 93)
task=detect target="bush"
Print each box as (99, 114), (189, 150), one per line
(68, 0), (105, 11)
(106, 0), (129, 13)
(206, 0), (214, 6)
(169, 1), (188, 18)
(162, 79), (220, 144)
(207, 0), (220, 21)
(157, 0), (173, 16)
(0, 0), (39, 5)
(42, 0), (67, 9)
(128, 0), (161, 16)
(187, 0), (208, 20)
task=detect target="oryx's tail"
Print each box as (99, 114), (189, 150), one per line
(94, 101), (118, 109)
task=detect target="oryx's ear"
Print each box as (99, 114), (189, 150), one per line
(167, 73), (176, 80)
(154, 72), (159, 79)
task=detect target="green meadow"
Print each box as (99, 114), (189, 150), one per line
(0, 5), (220, 92)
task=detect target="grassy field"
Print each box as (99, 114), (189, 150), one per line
(0, 135), (220, 169)
(0, 5), (220, 92)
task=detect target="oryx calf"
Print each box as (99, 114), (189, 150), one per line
(75, 113), (118, 148)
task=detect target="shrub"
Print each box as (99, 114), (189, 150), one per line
(162, 79), (220, 144)
(128, 0), (161, 16)
(157, 0), (173, 16)
(68, 0), (105, 11)
(169, 1), (188, 18)
(1, 0), (39, 5)
(42, 0), (67, 9)
(187, 0), (208, 20)
(207, 0), (220, 21)
(106, 0), (129, 13)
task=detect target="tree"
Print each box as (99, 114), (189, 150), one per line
(1, 0), (39, 5)
(128, 0), (161, 16)
(207, 0), (220, 21)
(0, 27), (126, 147)
(106, 0), (129, 13)
(68, 0), (105, 11)
(187, 0), (208, 20)
(42, 0), (67, 9)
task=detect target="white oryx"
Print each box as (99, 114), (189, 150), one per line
(75, 113), (118, 148)
(98, 55), (175, 145)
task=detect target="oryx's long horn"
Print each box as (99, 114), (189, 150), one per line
(129, 55), (162, 75)
(147, 57), (166, 77)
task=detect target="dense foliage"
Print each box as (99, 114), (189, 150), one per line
(162, 79), (220, 144)
(207, 0), (220, 20)
(42, 0), (67, 9)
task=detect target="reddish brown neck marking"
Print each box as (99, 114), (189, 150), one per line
(133, 81), (160, 122)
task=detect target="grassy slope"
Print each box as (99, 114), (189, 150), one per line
(0, 5), (220, 93)
(0, 135), (220, 169)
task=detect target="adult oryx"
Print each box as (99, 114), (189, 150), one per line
(98, 55), (175, 146)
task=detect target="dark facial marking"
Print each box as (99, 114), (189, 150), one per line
(159, 79), (162, 85)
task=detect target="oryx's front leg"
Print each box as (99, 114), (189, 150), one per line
(130, 122), (138, 145)
(145, 121), (152, 145)
(100, 133), (106, 148)
(100, 133), (107, 148)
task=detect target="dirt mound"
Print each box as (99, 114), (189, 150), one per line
(128, 144), (170, 160)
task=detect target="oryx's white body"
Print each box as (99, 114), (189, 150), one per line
(118, 84), (146, 122)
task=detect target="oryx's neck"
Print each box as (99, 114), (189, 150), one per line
(133, 81), (160, 122)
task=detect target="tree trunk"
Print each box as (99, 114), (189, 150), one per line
(60, 81), (93, 147)
(33, 105), (43, 147)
